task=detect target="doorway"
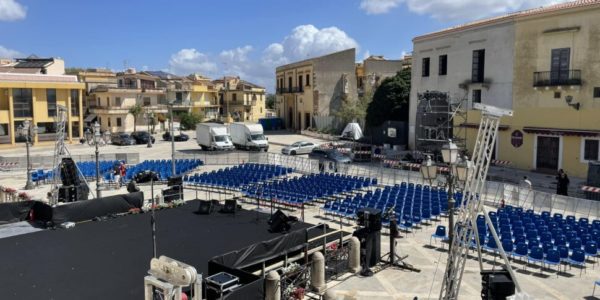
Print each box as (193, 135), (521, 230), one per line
(536, 136), (560, 172)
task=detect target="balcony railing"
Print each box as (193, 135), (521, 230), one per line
(277, 87), (304, 94)
(533, 70), (581, 87)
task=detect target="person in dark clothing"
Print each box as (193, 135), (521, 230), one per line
(556, 169), (570, 196)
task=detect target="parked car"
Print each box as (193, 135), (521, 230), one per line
(281, 141), (317, 155)
(308, 148), (352, 164)
(130, 131), (155, 144)
(162, 131), (189, 142)
(111, 133), (136, 146)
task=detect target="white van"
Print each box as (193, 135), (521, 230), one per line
(196, 123), (234, 150)
(229, 122), (269, 151)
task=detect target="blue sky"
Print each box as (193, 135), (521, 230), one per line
(0, 0), (567, 91)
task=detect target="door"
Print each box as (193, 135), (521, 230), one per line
(536, 136), (560, 171)
(550, 48), (570, 85)
(288, 107), (293, 129)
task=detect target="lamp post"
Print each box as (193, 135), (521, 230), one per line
(145, 108), (153, 148)
(17, 120), (38, 190)
(440, 140), (461, 247)
(168, 101), (176, 176)
(420, 155), (438, 187)
(85, 122), (103, 198)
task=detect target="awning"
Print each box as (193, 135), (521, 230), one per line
(84, 114), (97, 122)
(460, 122), (510, 131)
(522, 126), (600, 137)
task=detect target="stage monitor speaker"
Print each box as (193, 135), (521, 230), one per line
(353, 227), (381, 267)
(162, 186), (182, 203)
(357, 208), (382, 231)
(221, 199), (237, 214)
(60, 158), (80, 186)
(134, 171), (159, 184)
(167, 176), (183, 187)
(481, 269), (515, 300)
(268, 209), (291, 233)
(196, 201), (213, 215)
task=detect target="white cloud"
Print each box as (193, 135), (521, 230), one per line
(362, 50), (371, 60)
(0, 0), (26, 21)
(166, 24), (359, 91)
(359, 0), (570, 21)
(168, 48), (218, 76)
(360, 0), (403, 14)
(0, 45), (22, 58)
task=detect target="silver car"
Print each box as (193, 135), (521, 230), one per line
(281, 141), (317, 155)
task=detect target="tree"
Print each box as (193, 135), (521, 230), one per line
(334, 90), (372, 125)
(266, 94), (276, 109)
(180, 112), (203, 130)
(128, 104), (143, 132)
(365, 68), (411, 128)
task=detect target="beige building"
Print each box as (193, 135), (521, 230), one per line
(213, 76), (266, 122)
(0, 57), (84, 148)
(275, 48), (358, 131)
(77, 69), (117, 116)
(89, 69), (167, 133)
(356, 55), (405, 97)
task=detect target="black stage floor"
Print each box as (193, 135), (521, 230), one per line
(0, 200), (308, 300)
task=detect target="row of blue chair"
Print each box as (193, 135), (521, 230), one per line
(125, 159), (203, 181)
(244, 173), (375, 207)
(185, 164), (292, 188)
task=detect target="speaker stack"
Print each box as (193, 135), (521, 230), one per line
(163, 176), (183, 203)
(220, 199), (237, 214)
(481, 269), (515, 300)
(58, 158), (89, 202)
(353, 208), (382, 275)
(196, 201), (214, 215)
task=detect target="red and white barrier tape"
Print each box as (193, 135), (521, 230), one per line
(491, 160), (511, 166)
(582, 186), (600, 193)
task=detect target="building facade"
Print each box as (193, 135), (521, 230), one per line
(275, 48), (358, 131)
(356, 55), (405, 97)
(77, 69), (117, 117)
(188, 74), (219, 121)
(0, 58), (84, 148)
(213, 76), (266, 122)
(409, 0), (600, 178)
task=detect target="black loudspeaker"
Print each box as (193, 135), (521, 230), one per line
(357, 208), (382, 231)
(353, 227), (381, 267)
(76, 184), (89, 201)
(58, 186), (77, 203)
(134, 171), (159, 183)
(162, 186), (182, 202)
(268, 210), (291, 233)
(60, 158), (80, 186)
(167, 176), (183, 187)
(221, 199), (237, 214)
(196, 201), (213, 215)
(481, 269), (515, 300)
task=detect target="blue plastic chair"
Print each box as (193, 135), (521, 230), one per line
(430, 225), (447, 246)
(567, 249), (586, 276)
(544, 249), (561, 276)
(527, 246), (544, 272)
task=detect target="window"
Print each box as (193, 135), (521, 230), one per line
(0, 124), (10, 144)
(306, 74), (310, 86)
(71, 90), (80, 115)
(108, 118), (111, 127)
(232, 93), (237, 102)
(422, 57), (430, 77)
(106, 97), (110, 107)
(72, 121), (80, 138)
(594, 87), (600, 98)
(13, 88), (33, 118)
(288, 77), (292, 91)
(115, 97), (122, 106)
(472, 89), (482, 104)
(116, 118), (122, 127)
(37, 122), (58, 142)
(47, 89), (57, 117)
(176, 92), (183, 101)
(438, 55), (447, 76)
(583, 139), (599, 161)
(143, 97), (151, 106)
(472, 49), (485, 83)
(554, 91), (561, 99)
(298, 75), (303, 90)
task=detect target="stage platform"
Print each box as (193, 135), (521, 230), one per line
(0, 200), (309, 300)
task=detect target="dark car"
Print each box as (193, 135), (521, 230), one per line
(130, 131), (155, 144)
(308, 148), (352, 164)
(162, 131), (189, 142)
(111, 133), (136, 146)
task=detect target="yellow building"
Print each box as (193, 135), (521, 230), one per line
(0, 73), (84, 147)
(188, 74), (220, 120)
(213, 76), (266, 122)
(77, 69), (117, 113)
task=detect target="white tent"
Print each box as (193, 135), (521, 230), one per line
(341, 123), (363, 141)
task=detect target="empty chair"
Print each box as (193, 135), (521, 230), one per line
(512, 242), (529, 264)
(527, 246), (544, 271)
(501, 239), (514, 256)
(544, 249), (562, 276)
(585, 241), (598, 261)
(430, 225), (447, 246)
(567, 249), (587, 276)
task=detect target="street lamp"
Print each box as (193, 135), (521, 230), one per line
(145, 108), (153, 148)
(85, 122), (103, 198)
(17, 120), (38, 190)
(420, 155), (438, 187)
(167, 100), (176, 176)
(440, 140), (460, 247)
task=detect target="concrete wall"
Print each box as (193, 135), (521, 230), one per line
(409, 21), (516, 149)
(313, 48), (358, 117)
(362, 59), (404, 94)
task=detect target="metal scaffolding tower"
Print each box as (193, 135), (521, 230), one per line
(439, 103), (520, 300)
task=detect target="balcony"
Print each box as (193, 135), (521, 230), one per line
(533, 70), (581, 87)
(277, 87), (304, 94)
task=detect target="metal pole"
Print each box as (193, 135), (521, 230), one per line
(151, 176), (157, 258)
(147, 110), (152, 148)
(25, 132), (34, 190)
(95, 140), (101, 198)
(170, 104), (175, 176)
(448, 174), (455, 248)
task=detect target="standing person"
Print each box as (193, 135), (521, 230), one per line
(113, 163), (121, 188)
(557, 171), (570, 196)
(556, 169), (565, 194)
(119, 161), (127, 187)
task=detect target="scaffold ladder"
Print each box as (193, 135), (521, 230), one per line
(439, 103), (521, 300)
